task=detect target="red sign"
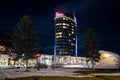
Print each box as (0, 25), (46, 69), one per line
(35, 53), (40, 57)
(55, 12), (63, 18)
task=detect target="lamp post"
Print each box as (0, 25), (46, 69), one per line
(52, 55), (54, 69)
(3, 58), (6, 68)
(22, 54), (25, 67)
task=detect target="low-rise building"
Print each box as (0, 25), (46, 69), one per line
(0, 54), (8, 67)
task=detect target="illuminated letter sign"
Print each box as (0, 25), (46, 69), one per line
(55, 12), (63, 18)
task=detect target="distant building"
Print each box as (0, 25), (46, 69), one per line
(54, 11), (77, 56)
(37, 54), (87, 67)
(43, 50), (120, 69)
(0, 54), (8, 67)
(0, 32), (13, 54)
(96, 50), (120, 69)
(0, 45), (6, 51)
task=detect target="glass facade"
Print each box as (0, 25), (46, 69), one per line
(54, 12), (77, 56)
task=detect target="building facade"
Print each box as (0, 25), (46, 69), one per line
(54, 12), (77, 56)
(96, 50), (120, 69)
(38, 54), (87, 66)
(0, 54), (8, 67)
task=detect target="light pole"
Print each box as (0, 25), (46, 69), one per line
(52, 55), (54, 69)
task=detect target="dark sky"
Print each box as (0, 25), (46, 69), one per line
(0, 0), (120, 56)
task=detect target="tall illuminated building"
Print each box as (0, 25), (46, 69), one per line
(54, 12), (77, 56)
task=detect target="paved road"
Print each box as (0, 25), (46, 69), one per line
(0, 68), (89, 79)
(1, 68), (120, 79)
(0, 71), (5, 79)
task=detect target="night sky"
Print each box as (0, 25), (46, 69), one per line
(0, 0), (120, 56)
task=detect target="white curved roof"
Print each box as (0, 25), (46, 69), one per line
(99, 50), (120, 59)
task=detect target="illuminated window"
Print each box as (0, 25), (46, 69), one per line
(71, 43), (75, 46)
(66, 18), (68, 20)
(56, 35), (62, 38)
(56, 32), (62, 35)
(62, 17), (68, 20)
(56, 23), (62, 26)
(63, 18), (65, 20)
(69, 40), (71, 42)
(63, 26), (67, 29)
(56, 23), (59, 26)
(62, 23), (69, 26)
(56, 36), (58, 38)
(73, 38), (75, 40)
(63, 23), (66, 25)
(69, 33), (71, 36)
(58, 32), (62, 35)
(72, 29), (74, 31)
(66, 24), (69, 26)
(63, 26), (65, 28)
(72, 31), (74, 34)
(72, 26), (74, 28)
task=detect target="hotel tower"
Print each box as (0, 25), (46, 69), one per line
(54, 12), (77, 56)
